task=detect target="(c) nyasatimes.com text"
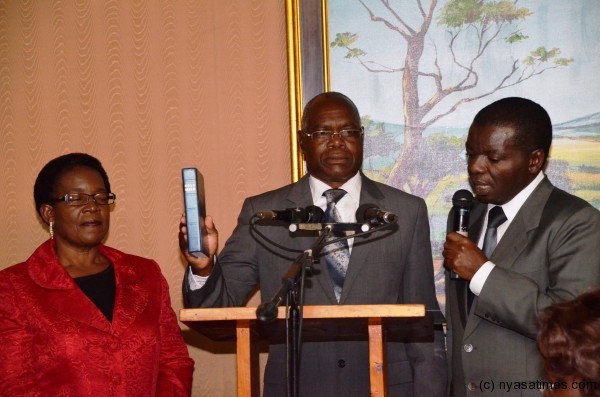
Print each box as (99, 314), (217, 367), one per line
(476, 380), (598, 392)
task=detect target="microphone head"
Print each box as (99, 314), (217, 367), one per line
(256, 302), (278, 323)
(452, 189), (474, 208)
(256, 206), (324, 223)
(256, 210), (277, 220)
(304, 205), (324, 223)
(288, 207), (309, 223)
(382, 212), (397, 223)
(356, 203), (378, 223)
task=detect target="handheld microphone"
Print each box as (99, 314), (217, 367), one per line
(256, 205), (324, 223)
(450, 189), (474, 279)
(356, 204), (397, 225)
(452, 189), (473, 236)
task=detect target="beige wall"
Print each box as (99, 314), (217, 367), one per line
(0, 0), (290, 395)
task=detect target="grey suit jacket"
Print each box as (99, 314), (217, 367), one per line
(446, 177), (600, 396)
(184, 173), (447, 397)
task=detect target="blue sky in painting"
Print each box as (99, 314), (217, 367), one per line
(328, 0), (600, 127)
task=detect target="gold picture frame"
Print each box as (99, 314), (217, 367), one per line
(285, 0), (331, 182)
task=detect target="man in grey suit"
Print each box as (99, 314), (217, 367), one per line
(180, 92), (446, 396)
(443, 97), (600, 396)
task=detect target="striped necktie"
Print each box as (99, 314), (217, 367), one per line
(322, 189), (350, 302)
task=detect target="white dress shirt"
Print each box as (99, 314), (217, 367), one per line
(309, 172), (362, 251)
(469, 171), (545, 295)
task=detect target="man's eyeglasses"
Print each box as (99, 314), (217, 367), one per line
(302, 127), (364, 142)
(54, 192), (116, 206)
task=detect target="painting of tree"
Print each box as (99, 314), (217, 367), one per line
(331, 0), (573, 198)
(325, 0), (600, 306)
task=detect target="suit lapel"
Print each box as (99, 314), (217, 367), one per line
(463, 178), (554, 338)
(487, 216), (529, 269)
(285, 176), (339, 304)
(489, 179), (552, 268)
(101, 246), (149, 335)
(285, 174), (397, 304)
(29, 241), (149, 335)
(338, 175), (385, 304)
(44, 288), (112, 332)
(29, 240), (112, 333)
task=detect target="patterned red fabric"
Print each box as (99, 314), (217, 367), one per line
(0, 240), (194, 396)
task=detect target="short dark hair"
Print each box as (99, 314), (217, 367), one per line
(537, 288), (600, 395)
(301, 91), (360, 130)
(34, 153), (111, 218)
(472, 97), (552, 164)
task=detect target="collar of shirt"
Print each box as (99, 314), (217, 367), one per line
(477, 171), (545, 247)
(308, 172), (362, 222)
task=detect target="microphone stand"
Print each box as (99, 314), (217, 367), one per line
(256, 226), (331, 397)
(253, 217), (395, 397)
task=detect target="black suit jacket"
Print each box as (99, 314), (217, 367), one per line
(184, 173), (447, 397)
(445, 177), (600, 396)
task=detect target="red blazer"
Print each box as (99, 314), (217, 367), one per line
(0, 240), (194, 396)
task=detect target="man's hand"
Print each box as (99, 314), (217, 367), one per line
(443, 232), (487, 280)
(179, 214), (218, 276)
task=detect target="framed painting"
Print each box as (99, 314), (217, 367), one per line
(286, 0), (600, 309)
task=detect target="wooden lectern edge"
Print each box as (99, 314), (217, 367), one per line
(181, 304), (425, 397)
(179, 304), (425, 322)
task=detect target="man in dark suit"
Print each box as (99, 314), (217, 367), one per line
(180, 92), (446, 396)
(443, 97), (600, 396)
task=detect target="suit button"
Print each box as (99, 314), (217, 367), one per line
(467, 382), (477, 391)
(464, 343), (473, 353)
(337, 360), (346, 368)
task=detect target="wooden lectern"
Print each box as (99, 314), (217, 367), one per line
(180, 304), (425, 397)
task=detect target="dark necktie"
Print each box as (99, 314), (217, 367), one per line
(322, 189), (350, 302)
(482, 206), (508, 259)
(468, 206), (507, 312)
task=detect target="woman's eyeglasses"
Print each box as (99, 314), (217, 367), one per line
(53, 192), (116, 206)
